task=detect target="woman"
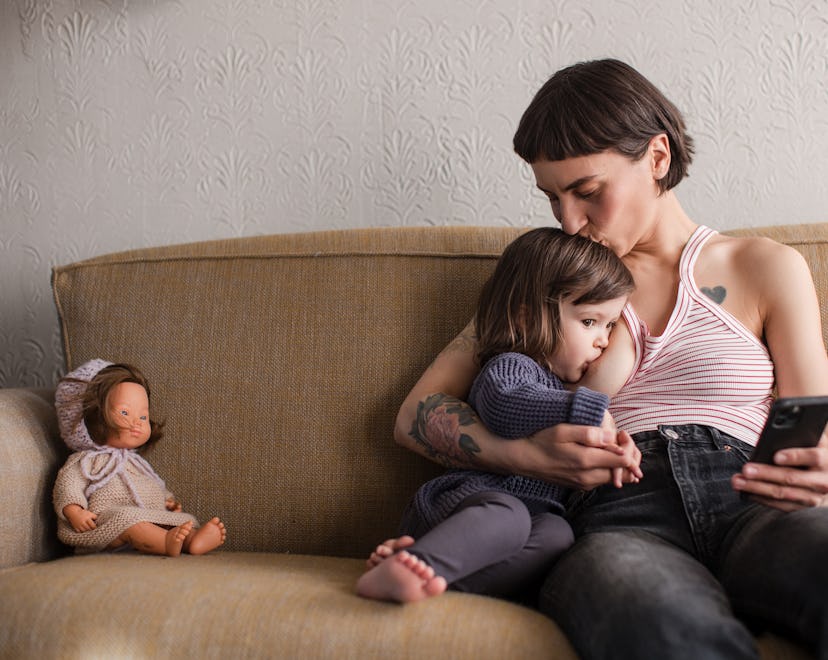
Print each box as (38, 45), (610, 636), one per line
(393, 59), (828, 659)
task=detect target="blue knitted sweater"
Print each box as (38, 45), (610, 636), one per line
(400, 352), (610, 533)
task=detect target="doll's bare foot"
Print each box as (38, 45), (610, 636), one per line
(366, 535), (415, 568)
(185, 517), (226, 555)
(356, 550), (447, 603)
(112, 520), (192, 556)
(166, 521), (193, 557)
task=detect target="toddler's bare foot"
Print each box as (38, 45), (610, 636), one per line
(356, 550), (447, 603)
(366, 535), (415, 568)
(185, 517), (226, 555)
(166, 521), (193, 557)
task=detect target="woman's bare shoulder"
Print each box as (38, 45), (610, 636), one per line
(697, 232), (811, 337)
(706, 232), (807, 278)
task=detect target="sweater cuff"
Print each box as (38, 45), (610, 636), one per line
(569, 387), (610, 426)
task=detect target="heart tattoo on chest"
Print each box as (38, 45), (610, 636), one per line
(701, 286), (726, 304)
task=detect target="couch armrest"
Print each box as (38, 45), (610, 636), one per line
(0, 388), (67, 568)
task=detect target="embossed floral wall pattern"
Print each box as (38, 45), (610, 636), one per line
(2, 0), (827, 387)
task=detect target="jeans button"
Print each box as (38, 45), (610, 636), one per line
(664, 428), (679, 440)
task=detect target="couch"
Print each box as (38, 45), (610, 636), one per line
(1, 222), (825, 659)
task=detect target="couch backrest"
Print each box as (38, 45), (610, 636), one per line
(51, 223), (828, 558)
(52, 226), (523, 557)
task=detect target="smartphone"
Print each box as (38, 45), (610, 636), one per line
(750, 396), (828, 464)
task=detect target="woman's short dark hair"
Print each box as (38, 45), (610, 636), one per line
(513, 59), (694, 192)
(475, 227), (635, 371)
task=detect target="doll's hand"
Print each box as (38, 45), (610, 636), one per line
(166, 498), (182, 512)
(64, 504), (98, 532)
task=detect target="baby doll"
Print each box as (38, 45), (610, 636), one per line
(53, 358), (226, 557)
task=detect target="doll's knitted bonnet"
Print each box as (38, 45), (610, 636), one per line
(54, 357), (165, 504)
(55, 358), (114, 451)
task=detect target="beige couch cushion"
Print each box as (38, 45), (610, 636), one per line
(0, 552), (575, 658)
(0, 389), (63, 567)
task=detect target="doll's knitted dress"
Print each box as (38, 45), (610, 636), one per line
(53, 451), (197, 553)
(52, 358), (197, 553)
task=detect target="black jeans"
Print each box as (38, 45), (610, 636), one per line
(541, 425), (828, 660)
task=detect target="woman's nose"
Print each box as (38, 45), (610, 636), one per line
(558, 200), (587, 235)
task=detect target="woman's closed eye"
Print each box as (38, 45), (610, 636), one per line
(576, 188), (599, 200)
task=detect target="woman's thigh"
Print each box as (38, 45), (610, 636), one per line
(540, 530), (759, 660)
(720, 505), (828, 652)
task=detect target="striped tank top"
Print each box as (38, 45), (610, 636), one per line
(610, 225), (774, 446)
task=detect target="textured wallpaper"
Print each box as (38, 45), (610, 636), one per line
(2, 0), (827, 387)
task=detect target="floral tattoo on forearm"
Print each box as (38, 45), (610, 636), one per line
(410, 393), (481, 468)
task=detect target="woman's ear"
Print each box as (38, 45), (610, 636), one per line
(649, 133), (671, 181)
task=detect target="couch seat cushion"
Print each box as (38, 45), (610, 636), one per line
(0, 551), (575, 658)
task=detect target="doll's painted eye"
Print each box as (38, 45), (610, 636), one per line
(119, 409), (128, 416)
(140, 415), (148, 421)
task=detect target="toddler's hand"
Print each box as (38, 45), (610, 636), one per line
(600, 410), (617, 432)
(610, 429), (642, 488)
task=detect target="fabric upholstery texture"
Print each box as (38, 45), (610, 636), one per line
(49, 226), (526, 558)
(0, 553), (571, 659)
(1, 223), (823, 658)
(0, 388), (64, 567)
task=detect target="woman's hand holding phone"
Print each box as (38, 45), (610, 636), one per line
(732, 397), (828, 510)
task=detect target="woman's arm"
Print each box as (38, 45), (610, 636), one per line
(394, 322), (641, 489)
(731, 240), (828, 509)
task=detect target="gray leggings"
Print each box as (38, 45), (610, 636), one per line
(405, 491), (573, 598)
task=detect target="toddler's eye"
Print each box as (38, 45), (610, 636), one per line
(140, 416), (148, 421)
(582, 319), (596, 327)
(119, 409), (128, 416)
